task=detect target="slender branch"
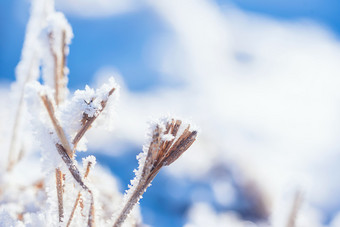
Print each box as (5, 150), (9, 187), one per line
(7, 95), (24, 171)
(113, 170), (158, 227)
(72, 87), (115, 151)
(41, 92), (96, 226)
(55, 144), (95, 227)
(56, 168), (64, 222)
(7, 56), (37, 171)
(67, 193), (81, 226)
(49, 30), (67, 106)
(40, 94), (73, 158)
(113, 185), (145, 227)
(66, 161), (93, 227)
(49, 29), (68, 224)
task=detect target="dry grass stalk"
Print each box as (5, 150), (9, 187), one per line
(7, 57), (37, 171)
(286, 191), (303, 227)
(55, 144), (95, 227)
(113, 119), (197, 227)
(49, 29), (68, 224)
(56, 168), (64, 222)
(48, 30), (67, 106)
(41, 92), (69, 223)
(66, 87), (115, 225)
(40, 95), (73, 158)
(66, 161), (93, 227)
(72, 87), (115, 151)
(49, 29), (69, 224)
(41, 94), (95, 226)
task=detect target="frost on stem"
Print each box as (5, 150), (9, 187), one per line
(7, 0), (55, 171)
(55, 168), (64, 222)
(71, 78), (118, 152)
(41, 12), (73, 106)
(38, 92), (97, 226)
(40, 12), (73, 225)
(36, 78), (118, 226)
(55, 144), (96, 227)
(112, 118), (197, 227)
(66, 156), (96, 227)
(40, 94), (73, 159)
(7, 0), (73, 171)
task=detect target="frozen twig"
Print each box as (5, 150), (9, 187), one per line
(72, 87), (115, 151)
(112, 118), (197, 227)
(286, 191), (303, 227)
(7, 57), (37, 171)
(66, 161), (93, 227)
(49, 27), (68, 225)
(41, 94), (96, 226)
(41, 92), (69, 223)
(48, 30), (67, 106)
(40, 94), (73, 158)
(39, 86), (95, 225)
(55, 144), (95, 227)
(56, 168), (64, 222)
(7, 0), (53, 171)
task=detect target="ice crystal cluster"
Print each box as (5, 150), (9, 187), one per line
(0, 0), (197, 227)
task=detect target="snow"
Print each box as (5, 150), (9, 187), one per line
(162, 133), (175, 141)
(70, 77), (119, 120)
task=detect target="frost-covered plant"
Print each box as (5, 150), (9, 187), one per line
(0, 0), (198, 226)
(113, 119), (197, 227)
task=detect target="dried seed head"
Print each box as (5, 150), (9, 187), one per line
(113, 118), (198, 227)
(142, 118), (197, 182)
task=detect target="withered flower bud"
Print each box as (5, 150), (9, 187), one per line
(113, 118), (197, 227)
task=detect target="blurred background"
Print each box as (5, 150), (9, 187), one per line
(1, 0), (340, 226)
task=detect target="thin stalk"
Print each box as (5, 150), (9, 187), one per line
(41, 91), (97, 225)
(56, 168), (64, 222)
(40, 95), (73, 158)
(55, 144), (95, 227)
(112, 171), (158, 227)
(112, 184), (146, 227)
(7, 57), (37, 171)
(49, 30), (66, 106)
(49, 29), (68, 224)
(66, 161), (93, 227)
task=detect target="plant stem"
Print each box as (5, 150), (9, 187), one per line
(56, 168), (64, 222)
(7, 56), (37, 171)
(41, 95), (73, 158)
(55, 144), (95, 227)
(112, 171), (158, 227)
(49, 30), (66, 106)
(66, 161), (93, 227)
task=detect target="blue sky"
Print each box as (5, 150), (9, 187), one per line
(1, 0), (340, 91)
(222, 0), (340, 32)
